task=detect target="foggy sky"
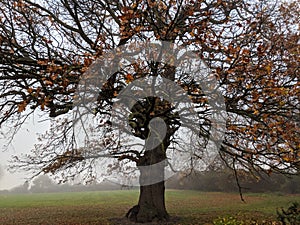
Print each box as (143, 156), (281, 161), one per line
(0, 114), (49, 190)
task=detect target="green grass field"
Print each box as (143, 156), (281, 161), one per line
(0, 190), (299, 224)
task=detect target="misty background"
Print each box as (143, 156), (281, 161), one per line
(0, 113), (49, 190)
(1, 114), (299, 193)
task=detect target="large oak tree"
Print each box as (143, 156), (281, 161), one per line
(0, 0), (299, 223)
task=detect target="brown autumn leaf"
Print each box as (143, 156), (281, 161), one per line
(17, 101), (27, 112)
(125, 74), (134, 84)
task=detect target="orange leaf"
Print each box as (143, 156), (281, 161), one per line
(37, 60), (48, 65)
(44, 80), (53, 86)
(27, 88), (33, 94)
(41, 102), (45, 111)
(252, 90), (259, 101)
(265, 64), (272, 74)
(242, 49), (250, 55)
(253, 110), (259, 115)
(125, 74), (134, 84)
(50, 74), (58, 81)
(18, 101), (27, 112)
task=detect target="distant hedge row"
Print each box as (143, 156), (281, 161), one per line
(166, 170), (300, 194)
(1, 170), (299, 194)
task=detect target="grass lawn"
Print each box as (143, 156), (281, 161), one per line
(0, 190), (299, 224)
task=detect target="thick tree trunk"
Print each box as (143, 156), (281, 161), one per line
(126, 96), (179, 223)
(126, 174), (169, 223)
(126, 144), (169, 223)
(136, 173), (169, 222)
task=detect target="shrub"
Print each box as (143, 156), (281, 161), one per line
(277, 202), (300, 225)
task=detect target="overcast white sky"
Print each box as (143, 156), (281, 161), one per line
(0, 113), (49, 190)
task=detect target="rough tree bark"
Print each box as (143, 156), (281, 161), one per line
(126, 143), (169, 223)
(126, 93), (178, 223)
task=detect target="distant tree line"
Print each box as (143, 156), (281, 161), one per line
(0, 175), (123, 194)
(166, 170), (300, 194)
(1, 170), (299, 195)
